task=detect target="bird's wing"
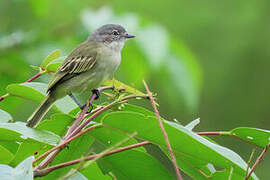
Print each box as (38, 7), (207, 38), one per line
(47, 41), (98, 92)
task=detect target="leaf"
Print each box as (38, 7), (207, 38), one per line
(41, 49), (61, 69)
(9, 140), (48, 167)
(30, 65), (40, 71)
(0, 156), (34, 180)
(80, 162), (111, 180)
(46, 56), (67, 73)
(6, 82), (77, 113)
(44, 127), (95, 179)
(0, 145), (14, 164)
(89, 127), (173, 180)
(185, 118), (200, 130)
(0, 122), (61, 146)
(116, 103), (155, 116)
(101, 112), (258, 180)
(36, 113), (74, 136)
(169, 38), (202, 110)
(65, 170), (88, 180)
(11, 114), (75, 167)
(230, 127), (270, 149)
(103, 79), (145, 96)
(98, 149), (174, 180)
(0, 109), (12, 123)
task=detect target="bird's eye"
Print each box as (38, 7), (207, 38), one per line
(112, 30), (119, 36)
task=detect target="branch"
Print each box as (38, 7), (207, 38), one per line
(196, 131), (223, 135)
(245, 143), (270, 180)
(64, 86), (114, 138)
(143, 80), (183, 180)
(66, 94), (149, 140)
(34, 123), (102, 163)
(34, 141), (151, 177)
(196, 131), (261, 148)
(25, 71), (44, 82)
(0, 93), (9, 102)
(36, 93), (149, 169)
(0, 71), (45, 102)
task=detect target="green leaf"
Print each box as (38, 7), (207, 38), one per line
(0, 122), (61, 146)
(101, 112), (258, 180)
(80, 162), (111, 180)
(41, 49), (61, 69)
(46, 62), (62, 72)
(9, 140), (48, 167)
(89, 127), (173, 180)
(10, 114), (74, 167)
(103, 79), (146, 96)
(65, 169), (88, 180)
(36, 113), (74, 136)
(44, 126), (95, 179)
(116, 103), (155, 116)
(169, 38), (202, 110)
(6, 82), (77, 113)
(0, 109), (13, 123)
(99, 149), (174, 180)
(185, 118), (200, 130)
(230, 127), (270, 149)
(45, 56), (67, 73)
(0, 145), (14, 164)
(0, 156), (34, 180)
(30, 65), (40, 71)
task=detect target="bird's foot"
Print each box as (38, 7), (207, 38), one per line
(92, 89), (100, 100)
(80, 103), (93, 113)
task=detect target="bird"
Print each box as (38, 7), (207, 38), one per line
(26, 24), (135, 128)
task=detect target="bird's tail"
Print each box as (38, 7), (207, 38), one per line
(26, 94), (56, 128)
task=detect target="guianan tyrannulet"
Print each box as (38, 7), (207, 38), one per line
(26, 24), (135, 128)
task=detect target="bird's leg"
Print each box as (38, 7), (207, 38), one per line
(92, 89), (100, 100)
(68, 93), (85, 110)
(85, 89), (100, 113)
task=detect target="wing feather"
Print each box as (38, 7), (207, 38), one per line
(47, 41), (98, 92)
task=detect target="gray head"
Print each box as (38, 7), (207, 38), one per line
(89, 24), (135, 44)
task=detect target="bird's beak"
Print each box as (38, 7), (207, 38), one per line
(124, 33), (135, 39)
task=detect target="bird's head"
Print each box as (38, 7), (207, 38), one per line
(89, 24), (135, 50)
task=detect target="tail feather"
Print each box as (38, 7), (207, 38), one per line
(26, 94), (55, 128)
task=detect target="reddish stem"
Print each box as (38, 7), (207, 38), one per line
(34, 124), (100, 163)
(143, 81), (183, 180)
(196, 132), (222, 135)
(0, 95), (6, 102)
(1, 72), (44, 102)
(34, 141), (151, 177)
(245, 143), (270, 180)
(25, 72), (42, 82)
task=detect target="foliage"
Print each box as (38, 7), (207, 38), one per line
(0, 1), (269, 179)
(0, 50), (268, 179)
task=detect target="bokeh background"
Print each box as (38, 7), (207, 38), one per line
(0, 0), (269, 179)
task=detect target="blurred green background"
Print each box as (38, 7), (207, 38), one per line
(0, 0), (269, 179)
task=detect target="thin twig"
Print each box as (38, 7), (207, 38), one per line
(61, 132), (138, 180)
(196, 131), (223, 135)
(0, 71), (45, 102)
(25, 71), (43, 82)
(245, 143), (270, 180)
(0, 93), (9, 102)
(64, 86), (113, 138)
(34, 141), (151, 177)
(36, 93), (149, 169)
(66, 94), (149, 140)
(34, 124), (102, 163)
(143, 80), (183, 180)
(245, 149), (255, 179)
(196, 131), (261, 148)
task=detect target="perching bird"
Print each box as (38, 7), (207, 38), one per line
(26, 24), (135, 127)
